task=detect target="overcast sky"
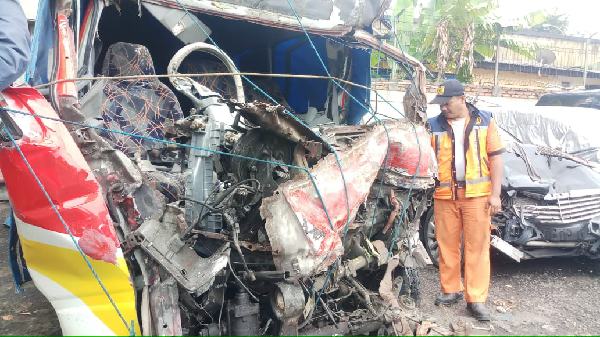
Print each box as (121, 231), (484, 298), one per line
(495, 0), (600, 37)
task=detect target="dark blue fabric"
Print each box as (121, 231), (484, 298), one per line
(98, 43), (184, 155)
(346, 48), (371, 125)
(272, 36), (329, 114)
(25, 0), (52, 85)
(0, 0), (31, 90)
(5, 209), (31, 293)
(271, 36), (370, 123)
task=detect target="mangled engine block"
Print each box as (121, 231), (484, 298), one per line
(74, 98), (437, 335)
(70, 46), (436, 334)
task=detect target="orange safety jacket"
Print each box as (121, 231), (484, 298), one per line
(427, 104), (504, 200)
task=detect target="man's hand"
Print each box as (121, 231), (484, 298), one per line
(487, 194), (501, 215)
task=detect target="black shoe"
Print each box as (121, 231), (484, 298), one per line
(467, 302), (491, 321)
(434, 292), (463, 306)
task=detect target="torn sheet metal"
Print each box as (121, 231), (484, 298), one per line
(144, 2), (212, 44)
(234, 101), (322, 144)
(143, 0), (390, 35)
(261, 124), (388, 276)
(320, 121), (435, 189)
(0, 87), (139, 335)
(130, 205), (229, 295)
(382, 121), (436, 189)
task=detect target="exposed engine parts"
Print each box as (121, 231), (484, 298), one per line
(70, 46), (437, 334)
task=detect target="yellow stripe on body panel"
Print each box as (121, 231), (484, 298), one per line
(15, 219), (125, 259)
(27, 268), (116, 336)
(19, 237), (140, 336)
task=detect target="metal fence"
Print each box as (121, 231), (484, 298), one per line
(371, 21), (600, 87)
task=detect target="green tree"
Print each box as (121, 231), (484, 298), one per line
(390, 0), (533, 83)
(523, 10), (569, 34)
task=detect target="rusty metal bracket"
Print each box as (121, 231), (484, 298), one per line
(299, 140), (323, 161)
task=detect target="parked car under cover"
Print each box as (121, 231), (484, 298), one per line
(421, 106), (600, 265)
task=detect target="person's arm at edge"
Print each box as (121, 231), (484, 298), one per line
(488, 153), (503, 214)
(486, 118), (504, 215)
(0, 0), (31, 91)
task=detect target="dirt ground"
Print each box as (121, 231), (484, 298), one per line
(417, 255), (600, 335)
(0, 203), (60, 336)
(0, 197), (599, 335)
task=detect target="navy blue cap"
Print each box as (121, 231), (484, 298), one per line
(430, 79), (465, 104)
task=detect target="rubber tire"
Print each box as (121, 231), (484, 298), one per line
(420, 207), (440, 267)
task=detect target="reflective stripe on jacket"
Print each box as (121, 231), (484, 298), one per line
(427, 104), (504, 200)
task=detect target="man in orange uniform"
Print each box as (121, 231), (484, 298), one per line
(427, 79), (504, 321)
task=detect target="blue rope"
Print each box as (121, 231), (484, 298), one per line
(0, 107), (336, 234)
(170, 0), (349, 233)
(16, 2), (427, 326)
(1, 124), (135, 336)
(283, 0), (387, 237)
(284, 0), (424, 298)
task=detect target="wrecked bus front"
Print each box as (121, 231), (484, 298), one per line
(144, 0), (391, 35)
(5, 0), (434, 335)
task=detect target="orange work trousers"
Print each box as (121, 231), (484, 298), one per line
(434, 188), (491, 303)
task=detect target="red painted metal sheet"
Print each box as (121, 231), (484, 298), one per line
(0, 87), (118, 263)
(385, 124), (434, 176)
(262, 125), (389, 274)
(262, 122), (435, 275)
(55, 13), (78, 100)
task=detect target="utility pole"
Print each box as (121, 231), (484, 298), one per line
(391, 15), (398, 80)
(583, 32), (598, 89)
(492, 30), (501, 96)
(583, 38), (589, 88)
